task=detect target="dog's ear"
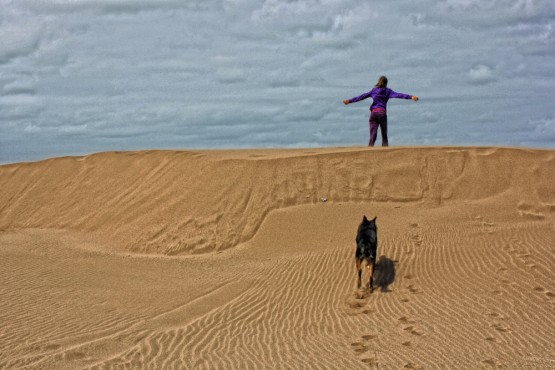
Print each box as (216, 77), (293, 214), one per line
(372, 216), (377, 222)
(363, 215), (368, 223)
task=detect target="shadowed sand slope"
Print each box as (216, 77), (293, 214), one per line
(0, 147), (553, 255)
(0, 147), (554, 369)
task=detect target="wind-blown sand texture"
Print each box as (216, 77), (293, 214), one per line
(0, 146), (554, 369)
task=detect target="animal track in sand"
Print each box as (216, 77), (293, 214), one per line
(353, 288), (372, 300)
(410, 234), (423, 247)
(351, 334), (379, 366)
(348, 300), (366, 308)
(343, 294), (371, 316)
(398, 315), (424, 336)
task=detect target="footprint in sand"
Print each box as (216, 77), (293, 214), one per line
(407, 285), (421, 294)
(532, 286), (555, 299)
(398, 316), (416, 324)
(348, 300), (366, 308)
(403, 326), (424, 336)
(362, 334), (377, 341)
(344, 295), (371, 316)
(404, 362), (423, 369)
(402, 341), (412, 347)
(500, 279), (516, 286)
(482, 358), (502, 367)
(63, 351), (87, 361)
(361, 357), (378, 365)
(351, 341), (372, 355)
(401, 298), (410, 303)
(353, 289), (371, 300)
(486, 312), (507, 320)
(353, 346), (369, 354)
(44, 343), (61, 351)
(491, 323), (512, 333)
(352, 335), (378, 363)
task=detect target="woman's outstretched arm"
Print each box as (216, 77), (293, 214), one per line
(343, 90), (373, 105)
(390, 90), (419, 101)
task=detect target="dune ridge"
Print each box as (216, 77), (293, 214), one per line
(0, 147), (553, 255)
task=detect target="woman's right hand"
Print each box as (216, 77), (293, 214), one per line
(411, 96), (419, 101)
(343, 99), (350, 105)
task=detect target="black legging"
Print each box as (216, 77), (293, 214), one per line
(369, 110), (388, 146)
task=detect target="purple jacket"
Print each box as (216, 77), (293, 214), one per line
(348, 87), (412, 111)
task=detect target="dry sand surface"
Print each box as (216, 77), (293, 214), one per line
(0, 146), (554, 369)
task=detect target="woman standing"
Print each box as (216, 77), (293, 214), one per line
(343, 76), (419, 147)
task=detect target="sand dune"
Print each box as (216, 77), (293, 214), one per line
(0, 147), (553, 255)
(0, 146), (554, 369)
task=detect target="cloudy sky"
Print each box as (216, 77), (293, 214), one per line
(1, 0), (554, 163)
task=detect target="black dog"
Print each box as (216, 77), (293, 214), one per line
(355, 216), (378, 291)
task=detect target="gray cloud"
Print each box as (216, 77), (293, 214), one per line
(18, 0), (218, 14)
(468, 64), (497, 85)
(2, 81), (36, 96)
(0, 22), (42, 64)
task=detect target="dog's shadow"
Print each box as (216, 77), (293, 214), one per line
(374, 256), (397, 292)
